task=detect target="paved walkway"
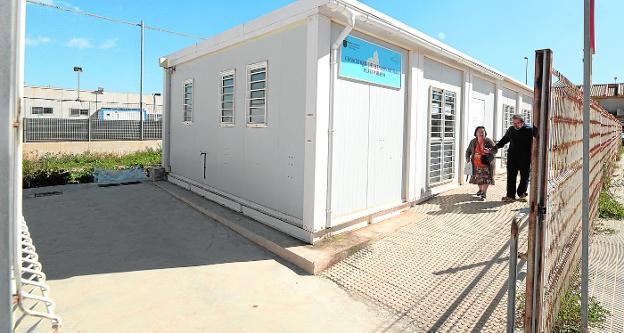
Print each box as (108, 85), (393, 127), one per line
(589, 158), (624, 332)
(589, 219), (624, 332)
(324, 176), (529, 332)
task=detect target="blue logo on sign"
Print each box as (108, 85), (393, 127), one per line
(339, 35), (402, 89)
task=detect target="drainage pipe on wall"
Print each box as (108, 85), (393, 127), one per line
(159, 58), (173, 172)
(325, 1), (360, 229)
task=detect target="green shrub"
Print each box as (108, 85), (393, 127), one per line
(23, 149), (161, 188)
(553, 272), (610, 332)
(514, 273), (610, 331)
(598, 191), (624, 219)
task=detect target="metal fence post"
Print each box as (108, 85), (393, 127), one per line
(507, 217), (519, 333)
(581, 0), (592, 329)
(139, 19), (144, 141)
(525, 49), (552, 332)
(88, 101), (92, 141)
(0, 0), (24, 329)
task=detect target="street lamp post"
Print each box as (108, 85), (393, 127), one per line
(524, 57), (529, 85)
(73, 66), (82, 101)
(90, 87), (104, 141)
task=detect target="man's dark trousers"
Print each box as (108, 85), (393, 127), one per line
(506, 160), (530, 199)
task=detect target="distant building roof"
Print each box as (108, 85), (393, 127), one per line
(99, 108), (146, 112)
(577, 83), (624, 97)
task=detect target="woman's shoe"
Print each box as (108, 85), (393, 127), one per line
(475, 191), (483, 197)
(480, 193), (487, 200)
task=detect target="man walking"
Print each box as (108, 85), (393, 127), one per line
(496, 114), (534, 202)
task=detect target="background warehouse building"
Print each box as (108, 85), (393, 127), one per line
(159, 0), (532, 243)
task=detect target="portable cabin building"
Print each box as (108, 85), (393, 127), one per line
(97, 108), (148, 121)
(160, 0), (532, 244)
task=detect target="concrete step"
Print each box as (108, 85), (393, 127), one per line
(154, 180), (427, 274)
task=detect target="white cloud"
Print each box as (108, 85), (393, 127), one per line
(26, 35), (51, 46)
(99, 38), (118, 50)
(65, 37), (92, 49)
(437, 32), (446, 40)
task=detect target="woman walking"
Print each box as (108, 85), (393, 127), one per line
(466, 126), (498, 200)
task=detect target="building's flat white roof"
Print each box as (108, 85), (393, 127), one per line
(164, 0), (532, 92)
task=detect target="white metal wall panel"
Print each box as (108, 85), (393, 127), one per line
(470, 76), (496, 135)
(330, 26), (407, 219)
(502, 87), (517, 107)
(368, 84), (405, 206)
(331, 77), (370, 216)
(423, 57), (462, 88)
(169, 22), (307, 221)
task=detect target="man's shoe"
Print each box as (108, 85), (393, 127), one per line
(501, 196), (515, 203)
(517, 193), (528, 202)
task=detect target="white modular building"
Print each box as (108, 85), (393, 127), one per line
(160, 0), (533, 244)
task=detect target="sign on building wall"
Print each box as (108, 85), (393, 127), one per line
(339, 35), (402, 89)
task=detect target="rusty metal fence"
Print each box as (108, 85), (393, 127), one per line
(523, 49), (621, 332)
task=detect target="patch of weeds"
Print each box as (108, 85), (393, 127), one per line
(598, 162), (624, 219)
(553, 272), (610, 332)
(23, 149), (161, 188)
(515, 290), (526, 327)
(598, 191), (624, 219)
(593, 221), (617, 236)
(513, 273), (610, 331)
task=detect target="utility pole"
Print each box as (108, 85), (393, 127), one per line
(90, 87), (103, 141)
(524, 57), (529, 85)
(581, 0), (593, 330)
(139, 19), (144, 140)
(73, 66), (83, 101)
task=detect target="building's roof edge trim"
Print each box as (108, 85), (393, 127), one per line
(164, 0), (531, 92)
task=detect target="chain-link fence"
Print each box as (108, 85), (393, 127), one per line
(524, 50), (621, 331)
(23, 97), (162, 142)
(539, 68), (620, 331)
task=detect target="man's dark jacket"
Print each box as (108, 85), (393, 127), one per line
(496, 124), (534, 167)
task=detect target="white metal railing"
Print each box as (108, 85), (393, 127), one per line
(13, 217), (62, 332)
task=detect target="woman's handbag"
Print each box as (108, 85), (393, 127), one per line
(464, 161), (472, 181)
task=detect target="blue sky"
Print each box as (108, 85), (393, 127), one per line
(25, 0), (623, 94)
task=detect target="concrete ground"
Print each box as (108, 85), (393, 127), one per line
(589, 156), (624, 332)
(17, 182), (390, 333)
(323, 176), (529, 332)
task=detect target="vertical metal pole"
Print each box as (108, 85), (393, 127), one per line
(89, 96), (93, 141)
(507, 217), (519, 333)
(581, 0), (592, 330)
(0, 0), (24, 330)
(77, 71), (80, 100)
(161, 65), (172, 171)
(526, 49), (552, 332)
(139, 19), (144, 141)
(525, 57), (529, 85)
